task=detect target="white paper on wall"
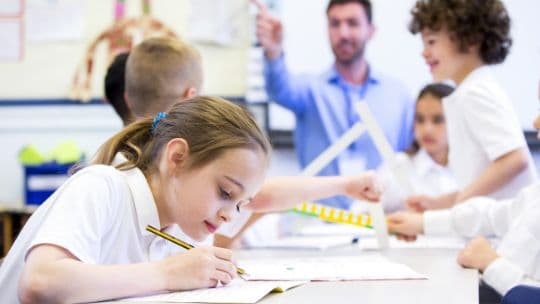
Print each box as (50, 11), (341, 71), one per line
(26, 0), (84, 43)
(0, 0), (22, 17)
(188, 0), (245, 46)
(0, 19), (22, 61)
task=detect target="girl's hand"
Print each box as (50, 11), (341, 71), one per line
(386, 211), (424, 241)
(345, 171), (382, 202)
(457, 237), (499, 272)
(158, 246), (238, 291)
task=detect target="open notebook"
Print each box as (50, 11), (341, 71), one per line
(116, 279), (306, 304)
(240, 255), (427, 281)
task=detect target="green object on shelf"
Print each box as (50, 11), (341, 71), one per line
(48, 140), (84, 164)
(19, 140), (85, 166)
(18, 145), (45, 165)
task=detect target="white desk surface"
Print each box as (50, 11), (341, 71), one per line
(108, 245), (478, 304)
(240, 246), (479, 304)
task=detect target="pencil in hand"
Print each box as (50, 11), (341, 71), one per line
(145, 225), (247, 275)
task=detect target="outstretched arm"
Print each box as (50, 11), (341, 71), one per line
(246, 172), (380, 213)
(214, 173), (380, 248)
(392, 193), (518, 240)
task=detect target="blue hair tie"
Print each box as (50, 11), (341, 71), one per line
(151, 112), (168, 133)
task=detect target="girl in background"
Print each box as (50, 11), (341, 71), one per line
(378, 83), (457, 212)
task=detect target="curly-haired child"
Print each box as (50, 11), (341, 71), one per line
(404, 0), (537, 211)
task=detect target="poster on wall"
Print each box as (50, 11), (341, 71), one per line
(188, 0), (246, 46)
(26, 0), (84, 42)
(0, 0), (23, 17)
(0, 18), (23, 61)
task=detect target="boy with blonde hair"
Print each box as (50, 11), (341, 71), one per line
(125, 37), (203, 118)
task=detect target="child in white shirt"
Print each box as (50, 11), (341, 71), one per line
(388, 182), (540, 297)
(0, 97), (379, 304)
(406, 0), (536, 212)
(387, 79), (540, 298)
(378, 83), (457, 212)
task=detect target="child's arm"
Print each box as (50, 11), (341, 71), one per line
(213, 173), (379, 248)
(455, 148), (529, 202)
(386, 211), (424, 240)
(457, 236), (498, 272)
(389, 195), (515, 239)
(474, 185), (540, 296)
(246, 172), (380, 212)
(19, 244), (237, 303)
(457, 236), (540, 296)
(405, 148), (528, 211)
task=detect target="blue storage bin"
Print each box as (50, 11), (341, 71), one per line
(24, 162), (74, 205)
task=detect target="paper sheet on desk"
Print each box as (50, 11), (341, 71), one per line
(240, 255), (426, 281)
(358, 235), (467, 250)
(296, 223), (375, 238)
(119, 279), (306, 303)
(247, 235), (358, 250)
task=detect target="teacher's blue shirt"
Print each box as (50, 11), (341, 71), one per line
(264, 55), (414, 209)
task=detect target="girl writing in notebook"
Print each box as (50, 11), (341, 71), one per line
(0, 96), (379, 303)
(377, 83), (457, 212)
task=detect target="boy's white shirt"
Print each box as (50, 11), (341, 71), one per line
(0, 155), (233, 303)
(423, 183), (540, 295)
(377, 149), (458, 212)
(443, 66), (537, 199)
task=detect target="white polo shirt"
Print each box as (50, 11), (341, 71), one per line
(443, 66), (537, 199)
(0, 164), (195, 303)
(377, 149), (458, 212)
(424, 183), (540, 295)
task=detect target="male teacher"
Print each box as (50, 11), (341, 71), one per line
(254, 0), (414, 208)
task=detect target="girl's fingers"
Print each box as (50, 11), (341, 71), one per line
(212, 268), (235, 285)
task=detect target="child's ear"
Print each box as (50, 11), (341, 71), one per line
(123, 91), (132, 109)
(165, 138), (190, 173)
(183, 87), (197, 99)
